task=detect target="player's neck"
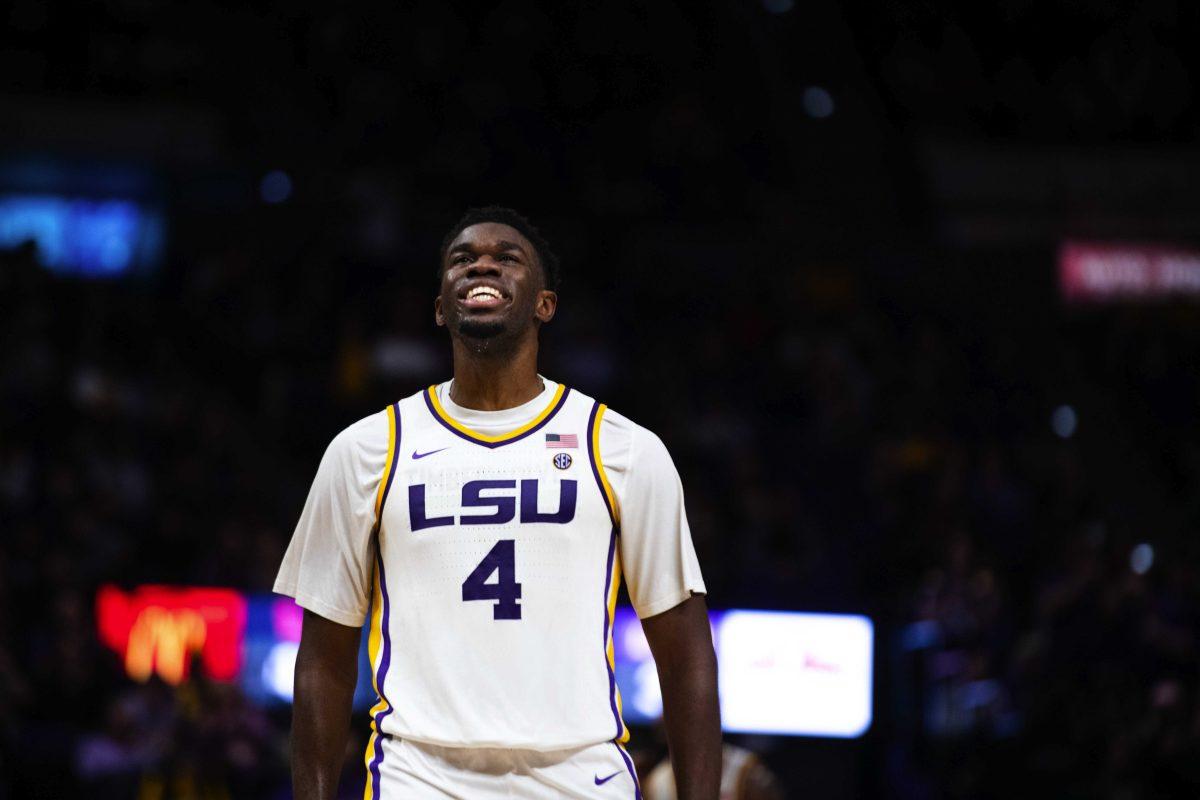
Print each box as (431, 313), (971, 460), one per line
(448, 334), (544, 411)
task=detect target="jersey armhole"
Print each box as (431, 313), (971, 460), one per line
(587, 402), (621, 529)
(372, 402), (401, 535)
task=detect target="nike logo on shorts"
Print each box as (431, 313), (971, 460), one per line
(594, 770), (622, 786)
(412, 447), (449, 460)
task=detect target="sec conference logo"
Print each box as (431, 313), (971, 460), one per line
(553, 452), (572, 470)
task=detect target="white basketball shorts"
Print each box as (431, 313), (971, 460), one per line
(369, 736), (642, 799)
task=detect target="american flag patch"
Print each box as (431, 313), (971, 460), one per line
(545, 433), (578, 449)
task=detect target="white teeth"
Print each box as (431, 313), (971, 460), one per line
(468, 287), (501, 301)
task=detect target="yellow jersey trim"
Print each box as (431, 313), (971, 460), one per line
(372, 405), (397, 524)
(362, 404), (397, 800)
(590, 404), (621, 526)
(424, 382), (567, 445)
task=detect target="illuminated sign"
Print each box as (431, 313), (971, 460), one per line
(613, 608), (874, 737)
(240, 596), (375, 709)
(716, 610), (873, 737)
(96, 585), (246, 685)
(1060, 241), (1200, 303)
(96, 586), (874, 737)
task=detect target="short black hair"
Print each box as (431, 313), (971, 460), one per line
(439, 206), (561, 290)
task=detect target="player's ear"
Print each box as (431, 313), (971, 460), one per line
(534, 290), (556, 324)
(434, 295), (445, 327)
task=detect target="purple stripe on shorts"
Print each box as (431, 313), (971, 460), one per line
(613, 741), (644, 800)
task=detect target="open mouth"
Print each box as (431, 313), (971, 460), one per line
(460, 284), (509, 311)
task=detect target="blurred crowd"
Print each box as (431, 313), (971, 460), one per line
(5, 220), (1200, 798)
(4, 1), (1200, 798)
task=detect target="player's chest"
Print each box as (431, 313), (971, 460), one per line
(381, 437), (607, 542)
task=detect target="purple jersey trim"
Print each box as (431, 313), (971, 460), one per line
(601, 524), (622, 740)
(366, 552), (396, 797)
(376, 402), (401, 524)
(366, 405), (400, 798)
(588, 401), (626, 742)
(587, 402), (619, 528)
(422, 386), (571, 448)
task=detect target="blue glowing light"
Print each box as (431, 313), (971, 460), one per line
(1052, 404), (1077, 438)
(0, 194), (164, 276)
(1130, 543), (1154, 575)
(802, 86), (835, 119)
(260, 170), (292, 204)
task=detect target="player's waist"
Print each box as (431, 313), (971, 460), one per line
(380, 729), (621, 754)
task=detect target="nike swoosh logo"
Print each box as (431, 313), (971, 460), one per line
(412, 447), (449, 460)
(594, 771), (622, 786)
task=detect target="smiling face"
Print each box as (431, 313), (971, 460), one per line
(435, 222), (557, 346)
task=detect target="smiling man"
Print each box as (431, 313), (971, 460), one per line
(275, 206), (720, 800)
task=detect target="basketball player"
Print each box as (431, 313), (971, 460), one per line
(275, 207), (720, 799)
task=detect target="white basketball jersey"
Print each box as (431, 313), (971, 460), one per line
(362, 383), (631, 754)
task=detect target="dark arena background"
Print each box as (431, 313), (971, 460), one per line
(4, 2), (1200, 798)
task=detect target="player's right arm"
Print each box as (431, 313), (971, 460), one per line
(274, 411), (392, 800)
(293, 610), (360, 800)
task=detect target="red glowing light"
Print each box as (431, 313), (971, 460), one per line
(96, 585), (246, 685)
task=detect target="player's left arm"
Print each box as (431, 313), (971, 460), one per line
(642, 594), (721, 800)
(606, 417), (719, 800)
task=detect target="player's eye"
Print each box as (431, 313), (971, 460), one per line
(452, 254), (473, 265)
(499, 254), (517, 262)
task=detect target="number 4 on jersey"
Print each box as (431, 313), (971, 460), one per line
(461, 539), (522, 620)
